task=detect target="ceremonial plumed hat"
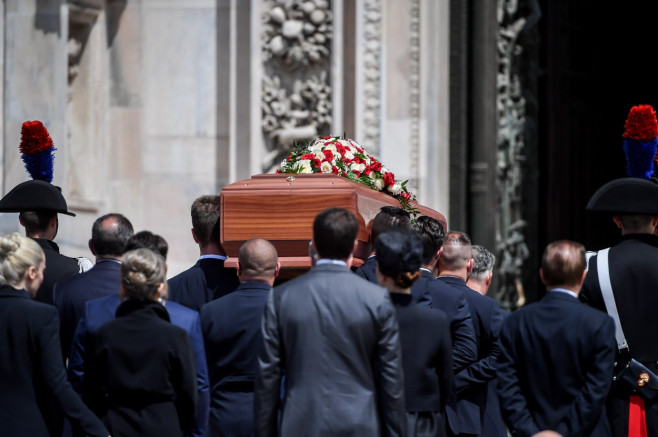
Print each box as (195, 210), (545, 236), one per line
(375, 231), (423, 277)
(0, 120), (75, 216)
(586, 177), (658, 216)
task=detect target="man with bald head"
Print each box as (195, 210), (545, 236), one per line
(497, 240), (616, 436)
(200, 237), (280, 437)
(437, 231), (507, 437)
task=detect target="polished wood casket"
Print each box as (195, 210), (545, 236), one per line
(220, 173), (446, 273)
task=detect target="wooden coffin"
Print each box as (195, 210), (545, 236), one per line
(220, 174), (446, 273)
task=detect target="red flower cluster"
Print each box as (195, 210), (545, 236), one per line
(20, 121), (55, 155)
(623, 104), (658, 141)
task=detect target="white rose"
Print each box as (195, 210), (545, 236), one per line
(373, 178), (385, 190)
(297, 159), (313, 174)
(320, 161), (333, 173)
(388, 183), (402, 195)
(344, 150), (354, 160)
(349, 162), (364, 173)
(315, 151), (325, 160)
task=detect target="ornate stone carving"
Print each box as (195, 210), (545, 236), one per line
(360, 0), (383, 155)
(408, 0), (420, 193)
(261, 72), (332, 171)
(495, 0), (531, 309)
(262, 0), (333, 67)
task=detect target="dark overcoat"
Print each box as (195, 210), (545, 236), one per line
(84, 299), (197, 437)
(0, 285), (108, 437)
(33, 238), (79, 304)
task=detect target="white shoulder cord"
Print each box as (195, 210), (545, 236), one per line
(596, 248), (628, 351)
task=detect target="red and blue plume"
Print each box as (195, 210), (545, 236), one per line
(19, 120), (56, 183)
(622, 104), (658, 179)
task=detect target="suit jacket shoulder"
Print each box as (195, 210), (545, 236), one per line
(169, 258), (239, 312)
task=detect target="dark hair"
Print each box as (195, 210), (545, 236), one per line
(313, 207), (359, 260)
(19, 210), (55, 235)
(440, 231), (472, 270)
(619, 214), (654, 232)
(121, 249), (167, 301)
(370, 206), (411, 244)
(191, 195), (221, 245)
(470, 245), (496, 280)
(541, 240), (586, 287)
(92, 213), (134, 257)
(124, 231), (169, 260)
(375, 231), (422, 288)
(412, 215), (445, 264)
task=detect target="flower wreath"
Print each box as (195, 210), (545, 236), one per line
(277, 136), (417, 212)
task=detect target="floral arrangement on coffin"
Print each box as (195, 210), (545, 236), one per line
(277, 136), (417, 212)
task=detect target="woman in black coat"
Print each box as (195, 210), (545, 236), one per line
(84, 248), (197, 437)
(376, 231), (454, 437)
(0, 232), (109, 437)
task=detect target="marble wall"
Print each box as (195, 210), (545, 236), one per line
(0, 0), (451, 276)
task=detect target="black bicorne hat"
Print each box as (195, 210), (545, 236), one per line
(0, 180), (76, 216)
(586, 177), (658, 216)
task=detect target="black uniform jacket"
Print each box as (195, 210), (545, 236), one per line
(0, 285), (108, 437)
(84, 299), (197, 437)
(580, 233), (658, 435)
(33, 238), (79, 304)
(168, 257), (239, 312)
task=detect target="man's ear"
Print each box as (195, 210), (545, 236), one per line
(237, 262), (243, 277)
(352, 238), (358, 255)
(485, 272), (493, 288)
(612, 215), (623, 230)
(466, 258), (474, 275)
(539, 268), (547, 286)
(274, 262), (281, 278)
(88, 239), (97, 256)
(191, 228), (199, 244)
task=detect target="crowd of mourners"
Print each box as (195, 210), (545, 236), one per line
(2, 174), (658, 437)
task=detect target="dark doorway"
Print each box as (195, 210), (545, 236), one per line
(538, 1), (658, 262)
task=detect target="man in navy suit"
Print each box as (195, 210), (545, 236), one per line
(169, 195), (239, 312)
(411, 216), (477, 373)
(53, 213), (133, 360)
(67, 231), (210, 437)
(497, 240), (616, 436)
(201, 237), (279, 437)
(437, 231), (507, 437)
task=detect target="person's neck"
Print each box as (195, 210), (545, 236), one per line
(96, 255), (121, 263)
(438, 269), (467, 281)
(466, 280), (486, 295)
(239, 276), (275, 286)
(199, 243), (226, 257)
(388, 286), (411, 295)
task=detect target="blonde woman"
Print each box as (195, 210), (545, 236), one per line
(84, 248), (197, 437)
(0, 232), (108, 437)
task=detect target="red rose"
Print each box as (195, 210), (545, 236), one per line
(401, 191), (411, 201)
(301, 153), (316, 161)
(287, 155), (293, 162)
(312, 158), (322, 168)
(332, 165), (339, 174)
(322, 136), (331, 140)
(370, 161), (382, 172)
(323, 150), (334, 161)
(364, 167), (371, 176)
(383, 172), (395, 187)
(353, 171), (361, 178)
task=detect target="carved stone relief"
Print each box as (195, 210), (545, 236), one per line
(359, 0), (382, 155)
(495, 0), (530, 310)
(261, 0), (333, 172)
(408, 0), (420, 193)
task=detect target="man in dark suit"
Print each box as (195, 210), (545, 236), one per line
(466, 244), (507, 437)
(255, 207), (406, 437)
(168, 195), (239, 312)
(498, 240), (616, 436)
(201, 238), (279, 437)
(354, 206), (412, 279)
(580, 178), (658, 436)
(437, 231), (507, 437)
(53, 213), (133, 360)
(0, 180), (86, 304)
(411, 216), (477, 373)
(67, 231), (210, 437)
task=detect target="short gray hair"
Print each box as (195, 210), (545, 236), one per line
(470, 245), (495, 280)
